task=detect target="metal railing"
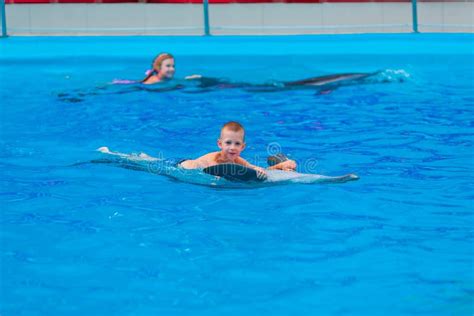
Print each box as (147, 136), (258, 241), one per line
(203, 0), (210, 36)
(412, 0), (419, 33)
(1, 0), (7, 37)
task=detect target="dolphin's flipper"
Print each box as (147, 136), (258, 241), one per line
(319, 173), (360, 183)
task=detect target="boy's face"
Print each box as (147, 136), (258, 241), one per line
(218, 129), (245, 161)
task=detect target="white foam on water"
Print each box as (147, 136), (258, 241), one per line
(371, 69), (412, 83)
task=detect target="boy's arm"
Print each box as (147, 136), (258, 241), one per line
(236, 157), (263, 171)
(236, 157), (267, 179)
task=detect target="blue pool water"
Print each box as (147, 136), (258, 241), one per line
(1, 34), (473, 315)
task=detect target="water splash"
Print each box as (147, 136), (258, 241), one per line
(371, 69), (412, 83)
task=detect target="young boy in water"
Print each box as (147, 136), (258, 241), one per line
(179, 121), (296, 178)
(97, 121), (359, 183)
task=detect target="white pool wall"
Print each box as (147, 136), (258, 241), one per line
(4, 2), (473, 36)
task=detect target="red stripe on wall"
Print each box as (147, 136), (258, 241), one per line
(6, 0), (460, 4)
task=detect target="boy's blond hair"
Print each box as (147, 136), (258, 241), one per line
(221, 121), (245, 140)
(222, 121), (244, 132)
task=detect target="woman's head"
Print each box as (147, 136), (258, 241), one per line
(152, 53), (175, 79)
(143, 53), (175, 83)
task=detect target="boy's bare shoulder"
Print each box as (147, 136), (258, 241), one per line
(196, 152), (220, 167)
(202, 151), (219, 158)
(199, 152), (219, 160)
(181, 152), (219, 169)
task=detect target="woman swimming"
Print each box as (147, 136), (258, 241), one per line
(115, 52), (377, 92)
(122, 53), (201, 86)
(59, 54), (377, 103)
(145, 56), (375, 94)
